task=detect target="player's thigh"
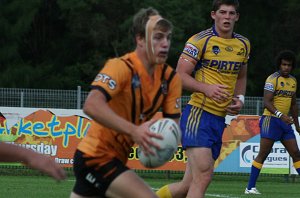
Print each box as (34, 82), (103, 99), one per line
(106, 170), (157, 198)
(186, 147), (214, 176)
(282, 139), (300, 160)
(255, 138), (274, 162)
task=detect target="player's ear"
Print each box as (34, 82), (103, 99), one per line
(136, 35), (144, 47)
(235, 13), (240, 22)
(210, 11), (216, 20)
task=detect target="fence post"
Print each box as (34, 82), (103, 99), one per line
(20, 91), (24, 107)
(256, 100), (260, 115)
(77, 86), (81, 109)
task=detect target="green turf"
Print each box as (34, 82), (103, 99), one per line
(0, 173), (299, 197)
(261, 167), (289, 174)
(0, 176), (73, 197)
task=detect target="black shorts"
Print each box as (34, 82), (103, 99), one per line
(72, 150), (129, 197)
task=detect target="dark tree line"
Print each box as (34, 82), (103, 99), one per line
(0, 0), (300, 96)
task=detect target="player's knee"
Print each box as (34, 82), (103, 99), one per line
(192, 172), (212, 184)
(290, 151), (300, 161)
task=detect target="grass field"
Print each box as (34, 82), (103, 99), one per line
(0, 172), (299, 198)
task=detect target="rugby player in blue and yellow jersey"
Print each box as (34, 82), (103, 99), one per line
(245, 50), (300, 195)
(156, 0), (250, 197)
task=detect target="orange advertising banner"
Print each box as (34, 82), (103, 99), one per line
(0, 108), (90, 167)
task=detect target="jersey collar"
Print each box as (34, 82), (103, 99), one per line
(212, 25), (235, 38)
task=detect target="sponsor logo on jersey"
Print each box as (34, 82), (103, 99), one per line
(237, 48), (246, 56)
(274, 90), (294, 97)
(94, 73), (117, 90)
(225, 46), (233, 52)
(183, 43), (199, 58)
(212, 45), (220, 55)
(201, 59), (242, 72)
(264, 82), (274, 92)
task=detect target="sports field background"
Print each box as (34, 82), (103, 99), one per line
(1, 167), (299, 198)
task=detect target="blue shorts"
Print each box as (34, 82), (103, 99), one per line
(180, 104), (226, 160)
(260, 115), (296, 141)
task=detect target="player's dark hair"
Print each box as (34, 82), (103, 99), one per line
(275, 50), (296, 69)
(131, 7), (172, 39)
(212, 0), (240, 13)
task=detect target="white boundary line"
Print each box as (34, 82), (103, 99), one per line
(205, 193), (240, 198)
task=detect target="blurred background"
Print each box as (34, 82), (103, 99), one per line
(1, 0), (300, 96)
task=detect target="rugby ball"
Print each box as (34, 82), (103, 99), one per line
(138, 118), (181, 168)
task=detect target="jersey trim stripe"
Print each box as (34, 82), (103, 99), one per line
(91, 85), (112, 101)
(120, 59), (140, 124)
(261, 116), (271, 135)
(194, 28), (213, 40)
(144, 64), (171, 119)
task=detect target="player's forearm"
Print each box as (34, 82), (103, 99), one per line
(234, 65), (247, 96)
(84, 100), (136, 136)
(264, 100), (278, 114)
(0, 142), (32, 162)
(234, 77), (246, 96)
(179, 72), (210, 93)
(83, 90), (137, 135)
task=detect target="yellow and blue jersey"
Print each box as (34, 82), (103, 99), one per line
(182, 26), (251, 117)
(263, 71), (297, 116)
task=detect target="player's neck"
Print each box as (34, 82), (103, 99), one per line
(214, 26), (234, 39)
(135, 48), (156, 77)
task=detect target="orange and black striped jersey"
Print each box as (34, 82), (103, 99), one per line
(263, 71), (297, 116)
(77, 51), (182, 165)
(182, 26), (250, 117)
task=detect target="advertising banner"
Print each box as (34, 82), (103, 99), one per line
(0, 107), (90, 167)
(0, 107), (297, 174)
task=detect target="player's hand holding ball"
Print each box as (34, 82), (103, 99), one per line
(138, 118), (181, 168)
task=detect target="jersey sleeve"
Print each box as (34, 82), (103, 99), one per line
(264, 76), (275, 93)
(91, 58), (130, 101)
(182, 34), (205, 61)
(243, 40), (251, 64)
(162, 71), (182, 118)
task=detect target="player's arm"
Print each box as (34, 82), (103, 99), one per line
(290, 94), (300, 133)
(264, 89), (293, 124)
(0, 142), (66, 181)
(83, 89), (162, 155)
(234, 63), (247, 97)
(226, 64), (247, 115)
(263, 89), (277, 113)
(176, 54), (229, 103)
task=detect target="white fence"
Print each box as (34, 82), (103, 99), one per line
(0, 87), (294, 115)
